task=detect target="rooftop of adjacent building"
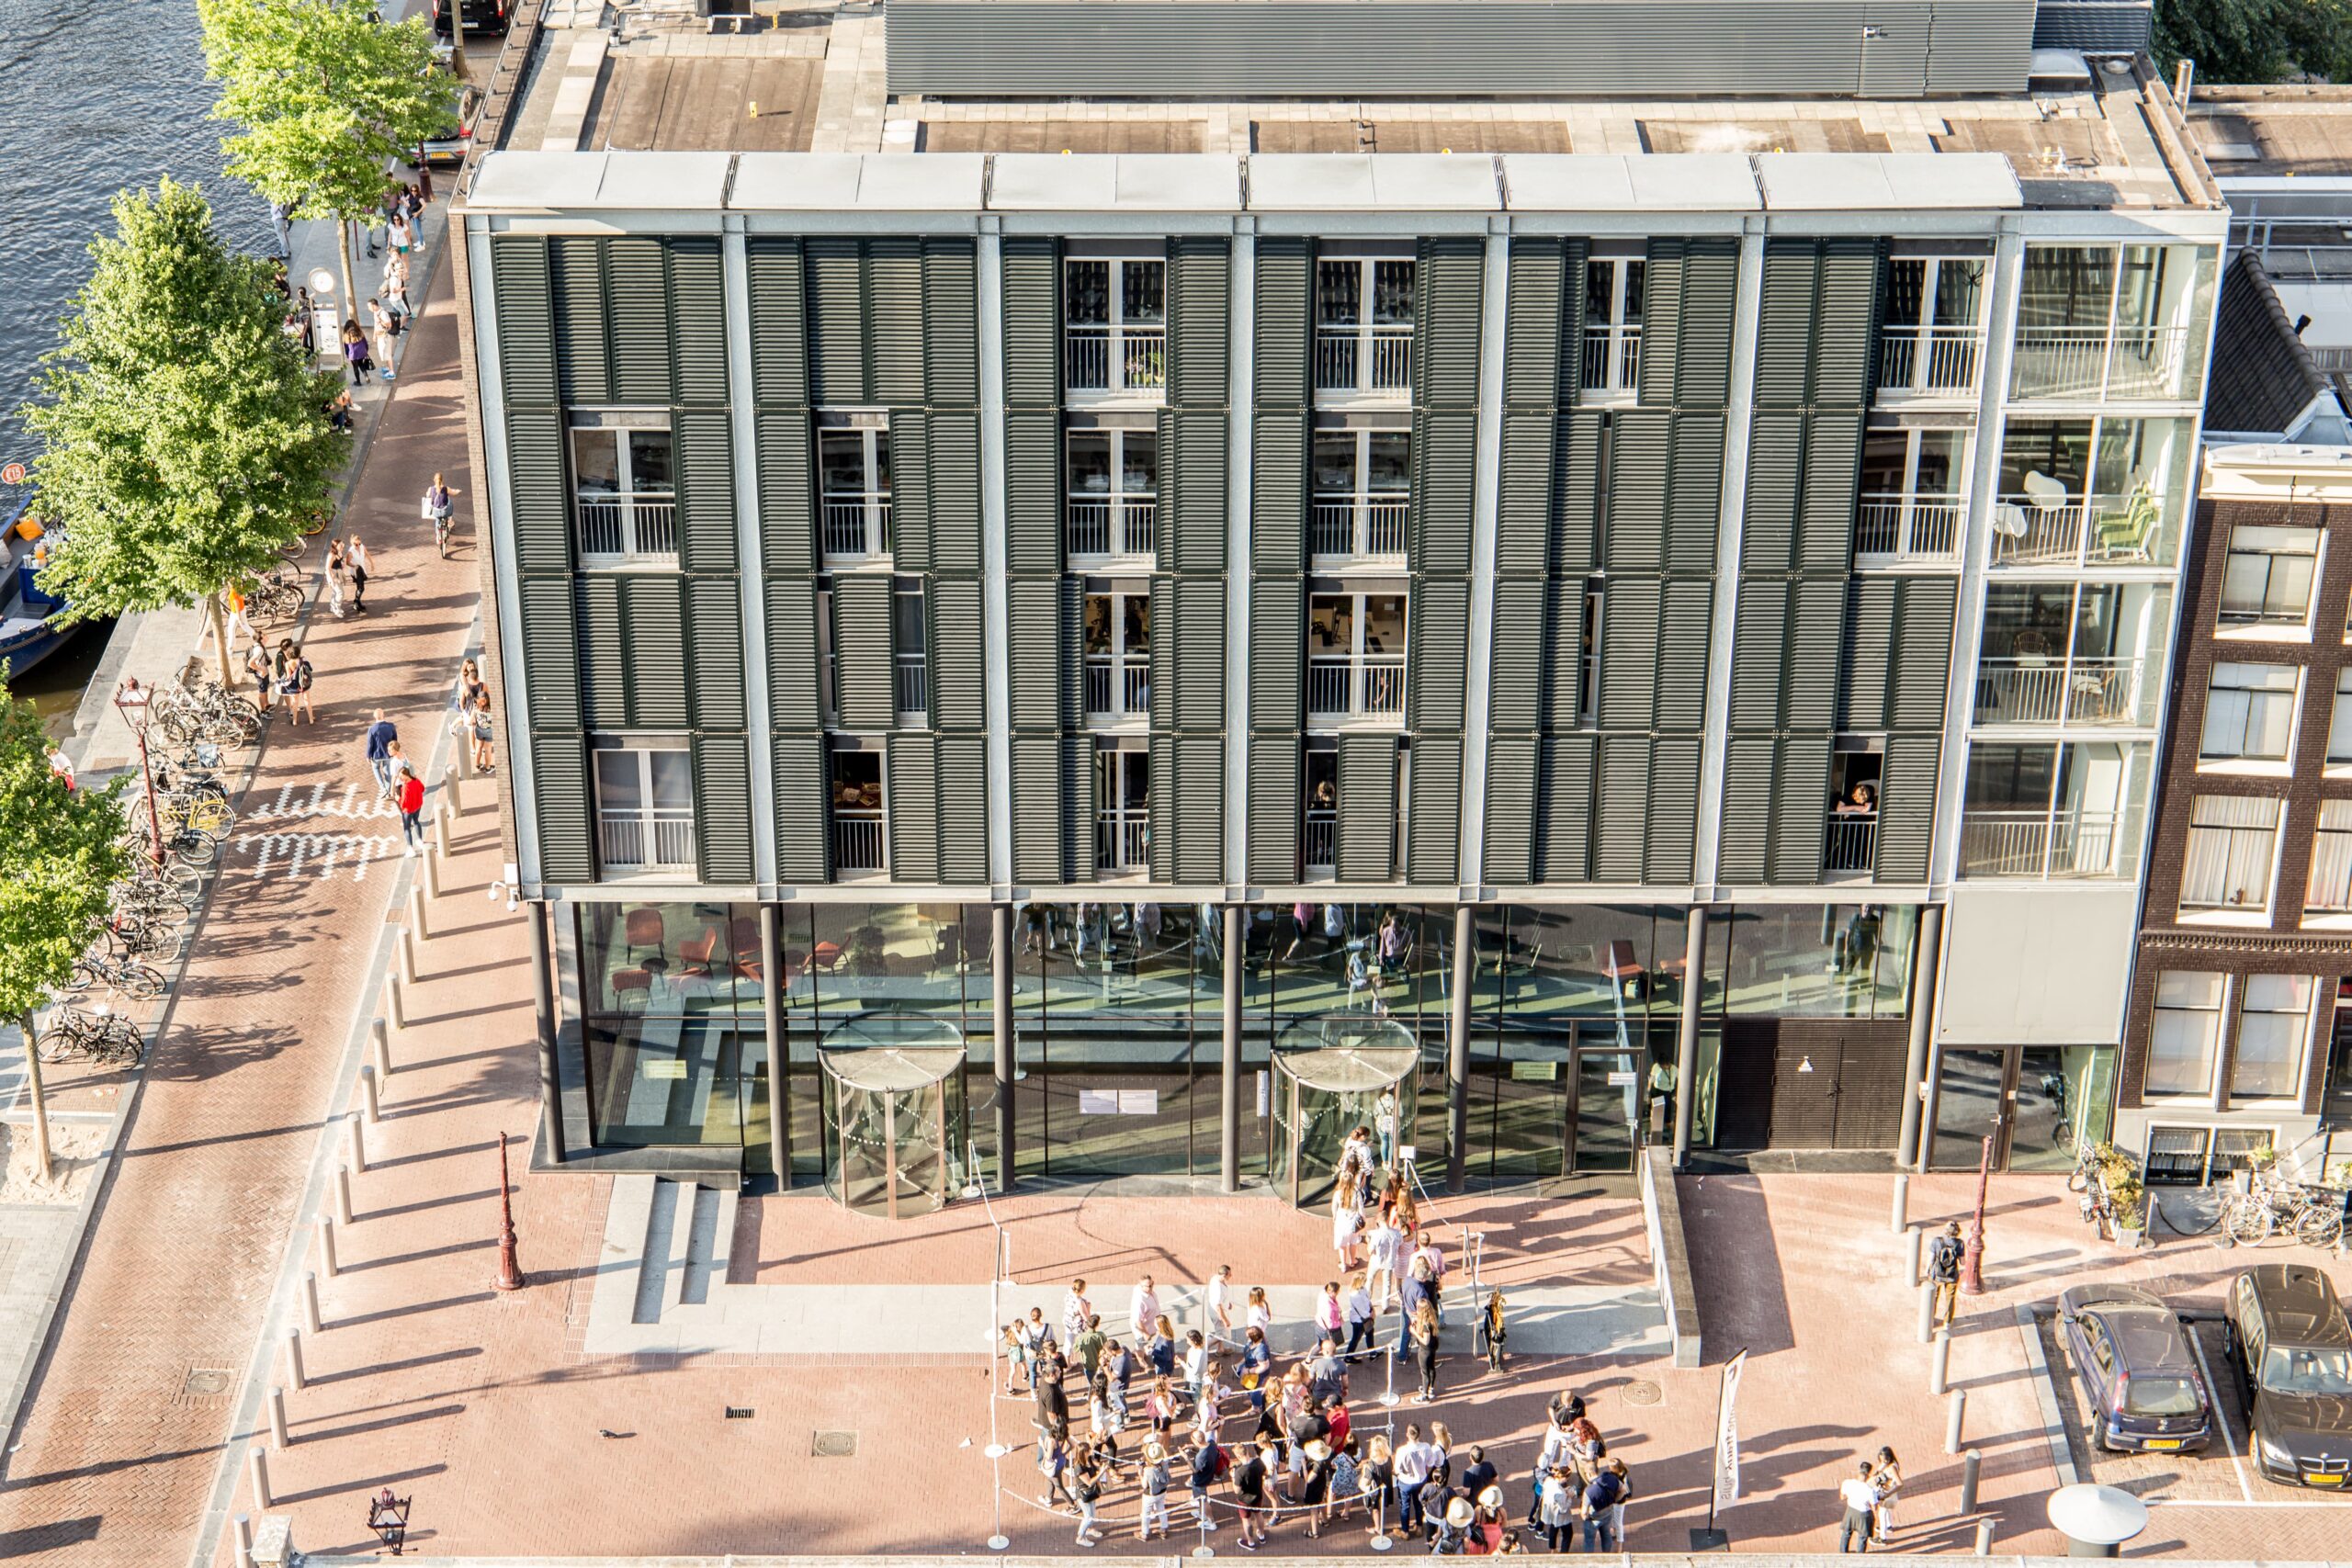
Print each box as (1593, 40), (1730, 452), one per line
(464, 0), (2223, 215)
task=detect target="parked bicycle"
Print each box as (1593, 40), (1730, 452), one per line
(67, 950), (165, 1003)
(37, 1005), (145, 1068)
(2222, 1168), (2347, 1250)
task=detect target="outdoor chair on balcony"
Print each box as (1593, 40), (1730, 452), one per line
(2021, 469), (2069, 511)
(2095, 485), (2158, 562)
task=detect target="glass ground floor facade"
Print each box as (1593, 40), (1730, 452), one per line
(542, 897), (2126, 1198)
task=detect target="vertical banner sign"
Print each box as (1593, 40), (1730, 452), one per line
(1713, 1348), (1749, 1515)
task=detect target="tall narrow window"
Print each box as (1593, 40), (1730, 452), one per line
(1066, 430), (1158, 561)
(2329, 671), (2352, 764)
(2199, 663), (2300, 764)
(1065, 258), (1167, 395)
(1315, 257), (1415, 395)
(571, 420), (677, 563)
(819, 427), (892, 561)
(1303, 747), (1339, 873)
(893, 577), (928, 723)
(1876, 256), (1985, 395)
(2146, 970), (2224, 1097)
(2178, 795), (2282, 915)
(1857, 427), (1968, 561)
(2233, 975), (2313, 1099)
(1307, 592), (1408, 720)
(1580, 258), (1645, 394)
(1311, 430), (1410, 561)
(1094, 746), (1149, 872)
(830, 747), (886, 874)
(1082, 588), (1150, 723)
(594, 738), (695, 874)
(2306, 800), (2352, 914)
(1580, 581), (1603, 727)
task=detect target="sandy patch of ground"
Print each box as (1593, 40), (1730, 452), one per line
(0, 1119), (107, 1205)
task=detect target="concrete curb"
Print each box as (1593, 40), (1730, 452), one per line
(2014, 1301), (2080, 1488)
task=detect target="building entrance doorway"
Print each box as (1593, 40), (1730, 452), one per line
(1715, 1020), (1909, 1149)
(1270, 1014), (1418, 1208)
(1567, 1036), (1643, 1173)
(818, 1012), (970, 1219)
(1928, 1044), (2116, 1172)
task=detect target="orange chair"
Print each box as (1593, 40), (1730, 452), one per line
(678, 926), (721, 978)
(611, 967), (653, 1010)
(624, 907), (667, 965)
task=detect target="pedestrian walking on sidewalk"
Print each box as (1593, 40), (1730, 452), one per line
(365, 710), (398, 797)
(341, 319), (370, 385)
(327, 543), (352, 618)
(1928, 1221), (1962, 1329)
(382, 265), (411, 332)
(423, 472), (458, 557)
(1837, 1461), (1879, 1552)
(398, 767), (425, 853)
(346, 536), (373, 608)
(389, 209), (415, 260)
(274, 639), (314, 724)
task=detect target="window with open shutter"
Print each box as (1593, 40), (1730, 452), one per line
(831, 576), (896, 732)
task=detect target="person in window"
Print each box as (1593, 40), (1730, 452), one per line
(1311, 778), (1338, 812)
(1834, 781), (1878, 818)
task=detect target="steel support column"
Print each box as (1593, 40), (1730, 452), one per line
(1896, 904), (1944, 1168)
(1447, 904), (1473, 1193)
(529, 902), (565, 1165)
(995, 902), (1016, 1192)
(1223, 904), (1243, 1192)
(1673, 908), (1707, 1166)
(761, 904), (787, 1185)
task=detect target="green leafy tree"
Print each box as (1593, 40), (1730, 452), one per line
(198, 0), (455, 310)
(20, 180), (349, 684)
(2156, 0), (2352, 83)
(0, 678), (134, 1180)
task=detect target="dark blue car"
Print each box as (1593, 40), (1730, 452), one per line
(2057, 1283), (2212, 1453)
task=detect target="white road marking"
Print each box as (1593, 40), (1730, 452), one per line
(234, 830), (396, 881)
(2189, 1327), (2256, 1505)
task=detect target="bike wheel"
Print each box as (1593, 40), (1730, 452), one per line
(66, 959), (99, 993)
(2293, 1205), (2346, 1251)
(180, 796), (233, 835)
(126, 927), (183, 968)
(119, 962), (165, 1001)
(2224, 1197), (2276, 1246)
(2067, 1160), (2091, 1194)
(36, 1022), (91, 1065)
(93, 1020), (145, 1066)
(169, 831), (220, 869)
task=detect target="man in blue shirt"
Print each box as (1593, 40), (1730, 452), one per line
(364, 710), (399, 797)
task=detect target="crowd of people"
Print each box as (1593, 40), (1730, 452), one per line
(278, 174), (434, 391)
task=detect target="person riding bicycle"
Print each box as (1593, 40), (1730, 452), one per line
(423, 472), (458, 557)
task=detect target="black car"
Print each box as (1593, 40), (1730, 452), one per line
(430, 0), (508, 36)
(2224, 1264), (2352, 1488)
(2056, 1284), (2212, 1452)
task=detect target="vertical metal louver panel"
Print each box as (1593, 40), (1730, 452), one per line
(1740, 410), (1805, 575)
(1487, 579), (1545, 733)
(1502, 236), (1565, 409)
(1875, 733), (1940, 882)
(1770, 734), (1832, 885)
(1407, 735), (1462, 885)
(1163, 409), (1228, 574)
(1592, 736), (1651, 883)
(1058, 578), (1087, 730)
(668, 236), (729, 404)
(756, 411), (815, 573)
(888, 733), (942, 883)
(1554, 411), (1604, 574)
(1339, 734), (1399, 882)
(1411, 410), (1477, 577)
(1009, 735), (1064, 884)
(1003, 410), (1064, 573)
(1893, 578), (1957, 730)
(1000, 236), (1061, 407)
(1537, 734), (1595, 883)
(491, 234), (555, 406)
(1603, 411), (1668, 573)
(922, 238), (979, 406)
(1170, 734), (1225, 885)
(673, 409), (738, 575)
(831, 576), (896, 732)
(1252, 410), (1308, 573)
(1542, 580), (1587, 734)
(929, 578), (987, 732)
(1414, 238), (1485, 410)
(548, 237), (610, 405)
(1813, 239), (1883, 407)
(890, 409), (933, 575)
(936, 733), (989, 884)
(1409, 579), (1468, 734)
(1005, 578), (1064, 731)
(573, 578), (625, 730)
(1176, 579), (1227, 732)
(1785, 579), (1848, 732)
(1715, 735), (1777, 885)
(773, 733), (830, 883)
(805, 239), (869, 406)
(1753, 243), (1819, 406)
(1148, 578), (1176, 735)
(505, 408), (571, 574)
(1497, 412), (1557, 576)
(1250, 576), (1303, 733)
(1484, 733), (1540, 886)
(1254, 238), (1312, 408)
(687, 578), (745, 730)
(1149, 733), (1176, 885)
(619, 577), (689, 729)
(868, 238), (925, 406)
(927, 410), (984, 573)
(1675, 240), (1739, 408)
(1248, 734), (1301, 884)
(1063, 735), (1097, 885)
(517, 578), (582, 730)
(1645, 736), (1701, 884)
(1636, 241), (1683, 407)
(745, 236), (808, 407)
(1598, 578), (1660, 732)
(1657, 580), (1713, 732)
(693, 734), (753, 885)
(765, 578), (822, 729)
(1841, 577), (1897, 731)
(1169, 236), (1230, 407)
(1800, 413), (1861, 574)
(531, 733), (594, 884)
(1729, 580), (1790, 731)
(1667, 412), (1724, 573)
(605, 237), (674, 407)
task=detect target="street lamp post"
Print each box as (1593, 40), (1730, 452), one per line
(114, 678), (164, 866)
(492, 1130), (526, 1292)
(1960, 1133), (1992, 1296)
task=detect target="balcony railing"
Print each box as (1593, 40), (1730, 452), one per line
(895, 654), (927, 718)
(1974, 656), (2145, 728)
(1308, 655), (1407, 719)
(2010, 324), (2190, 401)
(1311, 498), (1408, 559)
(831, 812), (886, 874)
(1065, 326), (1168, 394)
(1304, 809), (1337, 873)
(1875, 326), (1982, 396)
(575, 495), (679, 560)
(1579, 325), (1642, 393)
(1958, 810), (2123, 880)
(1096, 809), (1148, 872)
(1314, 327), (1413, 394)
(1084, 655), (1150, 719)
(1824, 813), (1878, 877)
(1855, 497), (1964, 562)
(1066, 498), (1157, 559)
(821, 496), (892, 559)
(1988, 492), (2161, 568)
(598, 809), (695, 873)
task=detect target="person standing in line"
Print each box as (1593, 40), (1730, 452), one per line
(1580, 1457), (1629, 1551)
(1359, 1434), (1395, 1538)
(1187, 1429), (1224, 1532)
(1245, 1285), (1273, 1341)
(1365, 1211), (1406, 1315)
(1332, 1170), (1365, 1270)
(1315, 1282), (1345, 1351)
(1342, 1271), (1376, 1360)
(397, 764), (425, 854)
(1392, 1422), (1435, 1534)
(1206, 1263), (1235, 1343)
(1837, 1461), (1879, 1552)
(1298, 1438), (1334, 1539)
(1236, 1325), (1272, 1414)
(1538, 1465), (1576, 1552)
(369, 302), (395, 380)
(1130, 1275), (1161, 1343)
(1181, 1329), (1209, 1405)
(1867, 1447), (1903, 1543)
(1062, 1280), (1093, 1363)
(340, 319), (369, 385)
(1411, 1300), (1442, 1404)
(346, 535), (374, 610)
(1075, 1314), (1108, 1383)
(1927, 1222), (1963, 1329)
(1413, 1234), (1448, 1324)
(382, 258), (410, 331)
(1231, 1438), (1267, 1549)
(1035, 1349), (1073, 1441)
(1137, 1438), (1171, 1541)
(1088, 1371), (1126, 1478)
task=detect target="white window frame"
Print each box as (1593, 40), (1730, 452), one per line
(818, 423), (893, 564)
(2304, 799), (2352, 923)
(1303, 745), (1339, 876)
(593, 736), (696, 876)
(1579, 256), (1645, 398)
(569, 414), (678, 567)
(2329, 671), (2352, 774)
(2009, 243), (2202, 402)
(1094, 742), (1149, 874)
(1306, 588), (1410, 726)
(1875, 256), (1987, 398)
(829, 742), (888, 878)
(894, 576), (928, 726)
(1082, 586), (1151, 727)
(1314, 254), (1417, 399)
(2216, 524), (2322, 639)
(1065, 427), (1158, 564)
(2177, 795), (2284, 922)
(1857, 425), (1972, 563)
(1064, 256), (1169, 399)
(1580, 581), (1603, 728)
(2231, 973), (2315, 1103)
(2198, 661), (2301, 774)
(2146, 969), (2227, 1100)
(1310, 428), (1410, 565)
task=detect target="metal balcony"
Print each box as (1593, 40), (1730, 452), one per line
(1875, 326), (1981, 397)
(1310, 498), (1408, 561)
(1066, 498), (1156, 560)
(1065, 327), (1168, 395)
(1854, 497), (1963, 563)
(598, 809), (695, 873)
(575, 495), (679, 560)
(1958, 810), (2122, 880)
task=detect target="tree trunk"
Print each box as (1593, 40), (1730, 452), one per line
(19, 1012), (51, 1183)
(208, 592), (237, 689)
(338, 218), (358, 327)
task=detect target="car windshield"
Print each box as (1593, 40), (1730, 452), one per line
(2121, 1375), (2201, 1416)
(2260, 1346), (2352, 1396)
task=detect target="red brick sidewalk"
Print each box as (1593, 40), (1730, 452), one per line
(0, 237), (481, 1566)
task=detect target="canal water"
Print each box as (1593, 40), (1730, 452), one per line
(0, 0), (277, 733)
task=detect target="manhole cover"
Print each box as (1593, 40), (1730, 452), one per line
(1621, 1381), (1662, 1406)
(181, 1368), (235, 1398)
(812, 1429), (858, 1457)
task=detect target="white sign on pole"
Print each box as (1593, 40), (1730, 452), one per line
(1713, 1348), (1749, 1507)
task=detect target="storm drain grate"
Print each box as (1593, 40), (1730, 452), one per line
(812, 1429), (858, 1457)
(1621, 1381), (1663, 1406)
(180, 1368), (236, 1400)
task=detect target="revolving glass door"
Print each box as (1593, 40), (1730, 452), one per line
(819, 1012), (970, 1219)
(1270, 1014), (1419, 1208)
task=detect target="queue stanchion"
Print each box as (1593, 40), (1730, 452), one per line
(1193, 1488), (1215, 1558)
(1370, 1484), (1395, 1551)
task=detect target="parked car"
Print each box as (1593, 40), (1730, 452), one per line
(2055, 1284), (2212, 1452)
(416, 52), (477, 171)
(2224, 1264), (2352, 1488)
(430, 0), (509, 37)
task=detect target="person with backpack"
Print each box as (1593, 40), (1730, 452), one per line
(1137, 1438), (1172, 1540)
(277, 639), (316, 725)
(1927, 1221), (1963, 1328)
(1188, 1430), (1225, 1532)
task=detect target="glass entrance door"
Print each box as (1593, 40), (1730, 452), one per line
(1930, 1048), (2011, 1170)
(1568, 1044), (1643, 1173)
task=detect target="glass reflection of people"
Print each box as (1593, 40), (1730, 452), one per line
(1836, 903), (1883, 980)
(1646, 1057), (1678, 1137)
(843, 922), (891, 976)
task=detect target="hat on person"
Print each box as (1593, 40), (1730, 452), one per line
(1304, 1439), (1331, 1461)
(1478, 1486), (1504, 1509)
(1446, 1497), (1476, 1528)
